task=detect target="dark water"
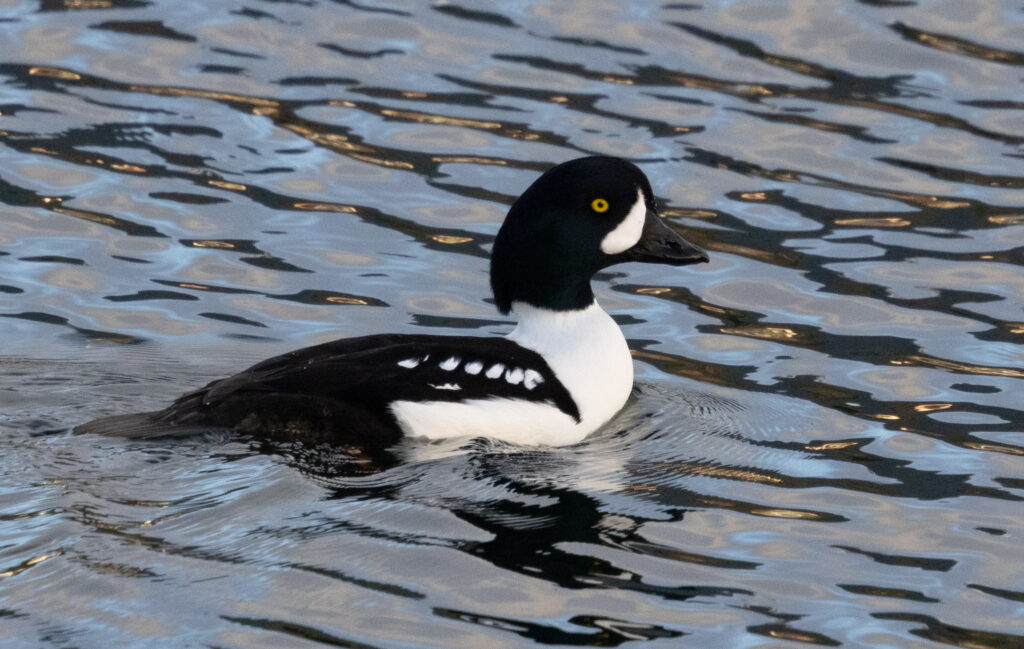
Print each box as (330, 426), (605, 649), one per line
(2, 1), (1023, 647)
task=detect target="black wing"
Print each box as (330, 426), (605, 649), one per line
(199, 333), (577, 417)
(79, 334), (578, 443)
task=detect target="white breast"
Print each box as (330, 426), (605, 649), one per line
(507, 301), (634, 434)
(389, 301), (633, 446)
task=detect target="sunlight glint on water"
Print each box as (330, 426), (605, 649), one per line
(1, 1), (1022, 647)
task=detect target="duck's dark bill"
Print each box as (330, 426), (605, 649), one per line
(616, 208), (709, 266)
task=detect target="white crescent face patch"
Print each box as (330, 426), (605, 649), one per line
(599, 188), (647, 255)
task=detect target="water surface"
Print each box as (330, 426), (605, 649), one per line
(2, 1), (1023, 647)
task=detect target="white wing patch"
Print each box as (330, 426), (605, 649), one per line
(504, 367), (524, 385)
(401, 355), (543, 392)
(523, 369), (544, 390)
(600, 188), (646, 255)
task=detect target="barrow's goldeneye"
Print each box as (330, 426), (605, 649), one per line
(75, 156), (708, 447)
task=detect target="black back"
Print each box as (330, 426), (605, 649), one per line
(153, 334), (579, 438)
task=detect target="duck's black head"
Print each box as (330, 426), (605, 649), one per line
(490, 156), (708, 314)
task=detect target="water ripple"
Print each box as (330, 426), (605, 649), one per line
(2, 1), (1022, 647)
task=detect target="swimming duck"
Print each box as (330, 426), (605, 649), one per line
(75, 156), (708, 447)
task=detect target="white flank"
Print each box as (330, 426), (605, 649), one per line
(397, 358), (420, 369)
(390, 398), (585, 446)
(485, 363), (505, 379)
(439, 356), (460, 371)
(464, 361), (483, 375)
(599, 188), (646, 255)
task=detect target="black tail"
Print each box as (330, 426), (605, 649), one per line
(73, 412), (227, 440)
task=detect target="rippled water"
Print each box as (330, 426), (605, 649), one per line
(2, 1), (1023, 647)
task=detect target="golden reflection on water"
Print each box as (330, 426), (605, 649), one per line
(60, 0), (115, 8)
(895, 22), (1024, 64)
(906, 354), (1024, 379)
(325, 296), (368, 305)
(721, 325), (800, 342)
(293, 202), (359, 214)
(804, 441), (859, 451)
(695, 495), (835, 522)
(357, 155), (414, 170)
(709, 241), (796, 266)
(889, 194), (971, 210)
(963, 442), (1024, 456)
(276, 123), (419, 171)
(131, 85), (278, 107)
(430, 156), (507, 165)
(0, 551), (61, 579)
(109, 164), (146, 173)
(700, 304), (728, 315)
(28, 66), (80, 80)
(207, 180), (247, 191)
(689, 463), (784, 485)
(635, 287), (672, 295)
(988, 215), (1024, 225)
(913, 403), (952, 413)
(430, 234), (474, 245)
(738, 191), (767, 201)
(750, 508), (821, 520)
(187, 240), (237, 249)
(503, 128), (542, 141)
(659, 208), (718, 220)
(760, 627), (828, 645)
(379, 109), (503, 131)
(52, 207), (121, 229)
(834, 217), (911, 227)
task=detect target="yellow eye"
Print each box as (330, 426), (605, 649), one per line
(591, 198), (609, 213)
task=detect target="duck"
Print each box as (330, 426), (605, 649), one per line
(74, 156), (708, 448)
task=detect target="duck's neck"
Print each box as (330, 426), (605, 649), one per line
(490, 249), (597, 314)
(507, 300), (607, 351)
(506, 300), (634, 434)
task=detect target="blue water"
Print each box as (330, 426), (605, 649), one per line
(2, 1), (1022, 647)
